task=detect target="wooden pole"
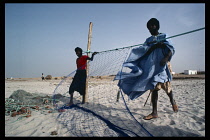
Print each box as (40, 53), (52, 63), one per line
(144, 91), (152, 106)
(83, 22), (93, 103)
(116, 89), (120, 102)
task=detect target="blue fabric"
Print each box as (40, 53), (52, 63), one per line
(114, 33), (175, 100)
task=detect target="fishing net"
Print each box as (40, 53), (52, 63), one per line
(52, 48), (153, 137)
(8, 90), (51, 106)
(5, 90), (55, 121)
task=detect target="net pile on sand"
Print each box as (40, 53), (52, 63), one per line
(5, 90), (57, 120)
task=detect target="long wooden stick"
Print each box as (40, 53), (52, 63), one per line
(144, 91), (152, 106)
(83, 22), (93, 103)
(116, 89), (120, 102)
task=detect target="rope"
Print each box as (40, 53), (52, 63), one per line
(83, 27), (205, 54)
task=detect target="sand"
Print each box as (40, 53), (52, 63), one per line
(5, 77), (205, 137)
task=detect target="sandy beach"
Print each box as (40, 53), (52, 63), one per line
(5, 76), (205, 137)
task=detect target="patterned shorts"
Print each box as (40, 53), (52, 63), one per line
(150, 62), (172, 94)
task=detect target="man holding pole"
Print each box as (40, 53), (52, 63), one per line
(68, 47), (97, 106)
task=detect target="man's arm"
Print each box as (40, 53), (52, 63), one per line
(87, 52), (98, 61)
(142, 41), (172, 66)
(152, 42), (173, 66)
(160, 50), (172, 66)
(143, 42), (166, 57)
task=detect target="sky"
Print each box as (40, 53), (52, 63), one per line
(5, 3), (205, 78)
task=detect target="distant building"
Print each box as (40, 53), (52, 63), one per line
(184, 70), (197, 75)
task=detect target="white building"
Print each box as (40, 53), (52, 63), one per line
(184, 70), (197, 75)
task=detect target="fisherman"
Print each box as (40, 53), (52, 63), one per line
(68, 47), (97, 106)
(143, 18), (178, 120)
(41, 73), (45, 81)
(115, 18), (178, 120)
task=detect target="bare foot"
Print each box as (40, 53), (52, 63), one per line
(143, 114), (158, 120)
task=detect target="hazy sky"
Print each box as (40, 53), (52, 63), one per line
(5, 3), (205, 78)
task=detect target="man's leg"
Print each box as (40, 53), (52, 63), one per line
(167, 90), (175, 105)
(151, 90), (159, 116)
(68, 92), (74, 106)
(82, 89), (87, 104)
(143, 90), (159, 120)
(166, 90), (178, 112)
(162, 82), (178, 112)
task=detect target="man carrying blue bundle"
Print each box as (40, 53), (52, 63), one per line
(115, 18), (178, 120)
